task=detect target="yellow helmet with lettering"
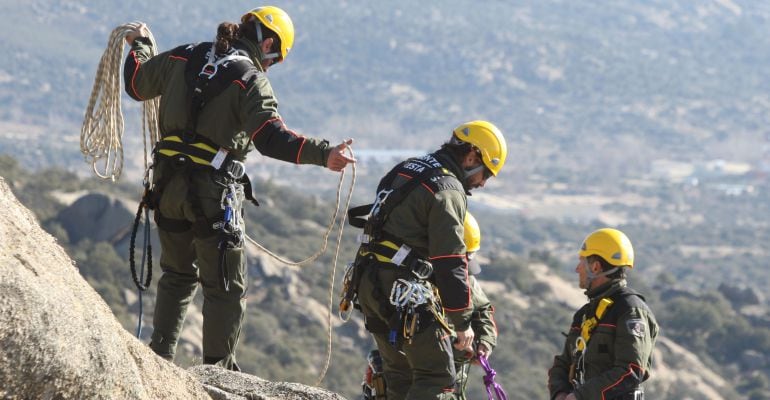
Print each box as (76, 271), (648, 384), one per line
(241, 6), (295, 62)
(578, 228), (634, 268)
(463, 212), (481, 253)
(452, 120), (507, 176)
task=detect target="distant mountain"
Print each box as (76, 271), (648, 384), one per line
(1, 0), (768, 182)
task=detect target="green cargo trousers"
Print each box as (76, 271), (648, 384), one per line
(451, 357), (472, 399)
(148, 160), (247, 370)
(357, 260), (457, 400)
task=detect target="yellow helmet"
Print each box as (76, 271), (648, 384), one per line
(452, 120), (507, 176)
(241, 6), (295, 62)
(463, 212), (481, 253)
(578, 228), (634, 268)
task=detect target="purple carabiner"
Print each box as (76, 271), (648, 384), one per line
(478, 355), (509, 400)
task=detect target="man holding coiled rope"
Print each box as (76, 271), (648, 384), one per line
(123, 6), (355, 371)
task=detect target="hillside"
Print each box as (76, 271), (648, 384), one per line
(1, 0), (770, 398)
(3, 159), (767, 398)
(1, 1), (768, 177)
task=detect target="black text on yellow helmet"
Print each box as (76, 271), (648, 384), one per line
(452, 120), (507, 176)
(241, 6), (295, 62)
(578, 228), (634, 268)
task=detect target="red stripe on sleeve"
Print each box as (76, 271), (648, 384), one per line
(295, 137), (307, 164)
(249, 117), (281, 140)
(600, 363), (644, 400)
(129, 51), (144, 101)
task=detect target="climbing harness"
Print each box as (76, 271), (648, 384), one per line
(81, 22), (160, 181)
(345, 153), (461, 349)
(339, 261), (357, 321)
(479, 355), (509, 400)
(388, 278), (434, 345)
(85, 23), (356, 384)
(214, 182), (246, 292)
(570, 297), (614, 387)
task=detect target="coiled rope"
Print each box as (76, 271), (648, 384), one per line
(81, 22), (160, 181)
(83, 22), (356, 387)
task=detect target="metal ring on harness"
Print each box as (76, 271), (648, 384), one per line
(226, 159), (245, 179)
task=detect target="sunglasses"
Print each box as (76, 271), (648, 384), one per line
(483, 167), (494, 180)
(474, 149), (494, 180)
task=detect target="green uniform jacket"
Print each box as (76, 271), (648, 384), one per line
(377, 150), (473, 329)
(451, 275), (498, 360)
(451, 276), (497, 399)
(548, 280), (658, 400)
(124, 36), (332, 165)
(469, 275), (497, 352)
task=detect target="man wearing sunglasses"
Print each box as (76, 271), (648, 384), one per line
(348, 120), (507, 399)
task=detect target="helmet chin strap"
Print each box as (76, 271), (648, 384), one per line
(251, 21), (281, 61)
(464, 164), (485, 180)
(586, 266), (618, 289)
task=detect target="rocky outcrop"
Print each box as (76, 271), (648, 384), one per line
(0, 178), (210, 399)
(191, 365), (346, 400)
(56, 192), (135, 244)
(0, 178), (347, 400)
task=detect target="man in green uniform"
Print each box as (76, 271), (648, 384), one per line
(359, 212), (498, 400)
(123, 6), (355, 370)
(548, 228), (658, 400)
(350, 120), (507, 400)
(452, 211), (497, 399)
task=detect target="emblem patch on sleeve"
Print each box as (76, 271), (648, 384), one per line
(626, 319), (646, 338)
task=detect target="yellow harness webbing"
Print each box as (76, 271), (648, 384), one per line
(577, 297), (614, 351)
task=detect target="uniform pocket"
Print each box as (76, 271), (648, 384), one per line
(587, 325), (616, 366)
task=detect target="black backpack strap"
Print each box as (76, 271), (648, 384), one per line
(182, 43), (257, 140)
(352, 154), (461, 244)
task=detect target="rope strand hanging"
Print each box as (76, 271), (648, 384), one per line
(83, 22), (356, 388)
(244, 147), (356, 386)
(81, 22), (160, 180)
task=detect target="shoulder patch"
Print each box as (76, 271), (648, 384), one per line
(427, 174), (463, 193)
(625, 318), (647, 338)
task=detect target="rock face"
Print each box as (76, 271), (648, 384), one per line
(191, 365), (346, 400)
(0, 178), (348, 400)
(56, 192), (135, 244)
(0, 178), (210, 399)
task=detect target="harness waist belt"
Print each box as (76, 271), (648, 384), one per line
(360, 240), (423, 268)
(156, 134), (228, 168)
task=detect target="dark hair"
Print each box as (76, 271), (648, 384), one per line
(215, 21), (281, 56)
(238, 21), (281, 56)
(440, 136), (474, 164)
(215, 22), (240, 54)
(586, 255), (627, 280)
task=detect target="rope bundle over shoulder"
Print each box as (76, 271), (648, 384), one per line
(82, 22), (357, 387)
(81, 22), (160, 181)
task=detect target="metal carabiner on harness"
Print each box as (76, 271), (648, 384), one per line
(226, 159), (245, 180)
(410, 258), (433, 280)
(571, 337), (587, 388)
(369, 188), (394, 218)
(199, 62), (218, 79)
(339, 262), (357, 321)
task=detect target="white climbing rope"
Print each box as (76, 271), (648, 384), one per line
(81, 22), (160, 181)
(245, 147), (356, 386)
(84, 22), (355, 387)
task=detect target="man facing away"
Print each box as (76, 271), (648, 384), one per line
(123, 6), (355, 370)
